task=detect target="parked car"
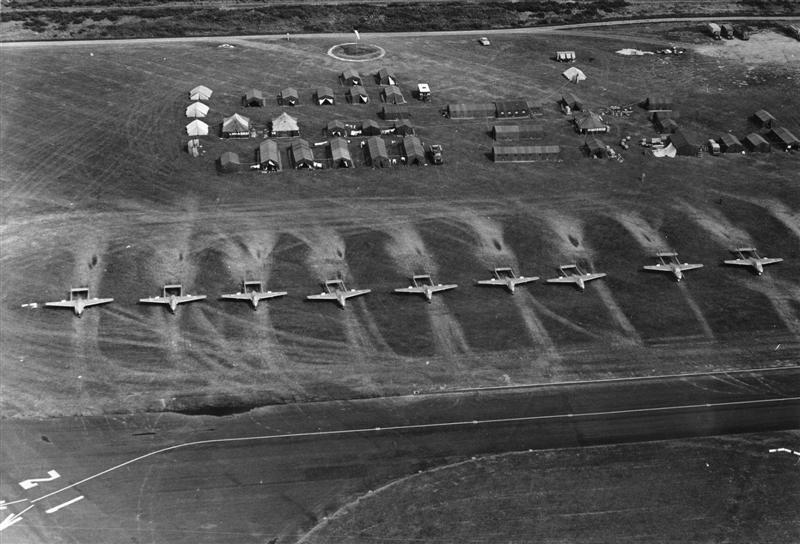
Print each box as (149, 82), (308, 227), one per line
(479, 37), (491, 46)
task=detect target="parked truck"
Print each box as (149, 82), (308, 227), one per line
(734, 25), (750, 40)
(706, 22), (721, 40)
(786, 24), (800, 41)
(720, 23), (735, 39)
(429, 144), (443, 165)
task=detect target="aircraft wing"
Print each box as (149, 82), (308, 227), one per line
(583, 273), (607, 282)
(430, 284), (457, 292)
(222, 292), (287, 301)
(546, 276), (580, 284)
(307, 293), (338, 301)
(139, 296), (170, 304)
(723, 259), (750, 266)
(175, 295), (207, 304)
(758, 258), (783, 265)
(394, 287), (425, 294)
(83, 297), (114, 307)
(45, 300), (79, 309)
(342, 289), (371, 298)
(476, 279), (505, 286)
(643, 264), (672, 273)
(676, 264), (704, 271)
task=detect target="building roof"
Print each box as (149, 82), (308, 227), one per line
(771, 126), (800, 145)
(222, 113), (250, 133)
(447, 103), (495, 118)
(744, 132), (769, 146)
(271, 112), (299, 133)
(361, 119), (381, 131)
(330, 137), (352, 163)
(186, 119), (209, 136)
(753, 109), (775, 122)
(718, 133), (743, 148)
(668, 129), (700, 151)
(281, 87), (299, 99)
(494, 145), (560, 156)
(342, 68), (360, 82)
(317, 86), (334, 98)
(185, 101), (209, 118)
(574, 112), (606, 131)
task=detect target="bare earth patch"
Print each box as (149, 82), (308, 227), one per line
(694, 30), (800, 70)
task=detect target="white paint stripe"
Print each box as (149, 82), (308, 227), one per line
(19, 470), (60, 490)
(44, 496), (83, 514)
(0, 499), (29, 510)
(30, 396), (800, 506)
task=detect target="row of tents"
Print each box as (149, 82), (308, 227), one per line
(244, 85), (408, 106)
(447, 100), (533, 119)
(186, 112), (301, 138)
(219, 135), (428, 172)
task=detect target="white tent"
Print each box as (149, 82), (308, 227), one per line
(562, 66), (586, 83)
(652, 143), (677, 158)
(189, 85), (213, 101)
(185, 101), (209, 118)
(186, 119), (209, 136)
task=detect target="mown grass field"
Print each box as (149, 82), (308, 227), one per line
(1, 26), (799, 417)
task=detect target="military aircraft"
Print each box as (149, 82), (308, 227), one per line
(724, 247), (783, 275)
(220, 279), (287, 310)
(476, 267), (539, 293)
(394, 274), (457, 302)
(546, 264), (606, 291)
(643, 251), (703, 281)
(306, 279), (370, 309)
(139, 284), (206, 313)
(45, 287), (113, 317)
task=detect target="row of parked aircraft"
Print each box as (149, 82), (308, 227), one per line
(39, 248), (783, 316)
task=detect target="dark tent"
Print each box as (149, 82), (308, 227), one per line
(360, 119), (382, 136)
(718, 133), (744, 153)
(493, 145), (560, 162)
(291, 139), (315, 168)
(243, 88), (264, 107)
(342, 68), (361, 86)
(584, 136), (606, 158)
(382, 105), (411, 120)
(394, 120), (415, 136)
(769, 127), (800, 150)
(752, 109), (775, 128)
(447, 103), (495, 119)
(402, 135), (426, 165)
(653, 111), (679, 133)
(280, 87), (299, 106)
(219, 151), (241, 172)
(327, 119), (347, 137)
(348, 85), (369, 104)
(573, 112), (607, 134)
(383, 86), (405, 104)
(645, 95), (673, 111)
(377, 67), (397, 85)
(668, 130), (701, 156)
(495, 100), (531, 118)
(329, 137), (353, 168)
(744, 132), (770, 153)
(366, 136), (390, 167)
(258, 140), (282, 171)
(316, 86), (335, 105)
(492, 124), (543, 141)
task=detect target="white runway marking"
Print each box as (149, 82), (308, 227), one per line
(768, 448), (800, 457)
(19, 470), (60, 490)
(44, 495), (84, 514)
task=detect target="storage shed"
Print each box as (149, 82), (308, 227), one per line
(394, 120), (415, 136)
(402, 135), (426, 165)
(329, 137), (353, 168)
(584, 136), (606, 158)
(222, 113), (251, 138)
(495, 100), (531, 118)
(382, 105), (411, 120)
(744, 132), (770, 153)
(492, 145), (560, 162)
(342, 68), (361, 86)
(280, 87), (299, 106)
(348, 85), (369, 104)
(366, 136), (390, 167)
(243, 89), (264, 107)
(645, 96), (673, 112)
(327, 119), (347, 137)
(492, 124), (543, 141)
(447, 103), (495, 119)
(258, 140), (282, 171)
(219, 151), (241, 172)
(377, 68), (397, 85)
(383, 86), (405, 104)
(271, 112), (299, 137)
(769, 126), (800, 150)
(668, 130), (701, 156)
(752, 109), (775, 128)
(291, 139), (315, 169)
(185, 101), (209, 118)
(316, 86), (335, 105)
(718, 133), (744, 153)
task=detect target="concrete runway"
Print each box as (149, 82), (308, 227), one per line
(1, 368), (798, 543)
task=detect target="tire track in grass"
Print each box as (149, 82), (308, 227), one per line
(384, 223), (471, 361)
(677, 200), (753, 247)
(541, 210), (642, 346)
(459, 211), (560, 370)
(739, 277), (800, 339)
(615, 211), (715, 341)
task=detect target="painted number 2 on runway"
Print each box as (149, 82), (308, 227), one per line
(19, 470), (60, 490)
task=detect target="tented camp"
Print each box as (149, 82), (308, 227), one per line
(394, 120), (415, 136)
(555, 50), (576, 62)
(329, 137), (353, 168)
(653, 112), (678, 133)
(316, 86), (335, 105)
(744, 132), (770, 152)
(243, 88), (264, 107)
(219, 151), (241, 172)
(573, 112), (608, 134)
(185, 101), (209, 118)
(495, 100), (531, 118)
(383, 86), (405, 104)
(189, 85), (212, 101)
(447, 103), (495, 119)
(348, 85), (369, 104)
(258, 140), (282, 171)
(492, 124), (543, 141)
(222, 113), (251, 138)
(402, 135), (426, 165)
(769, 126), (800, 150)
(492, 145), (560, 162)
(382, 105), (411, 120)
(327, 120), (347, 137)
(668, 130), (701, 156)
(366, 136), (390, 167)
(377, 68), (397, 85)
(562, 66), (586, 83)
(584, 136), (606, 158)
(342, 68), (361, 86)
(186, 119), (209, 136)
(271, 112), (299, 137)
(360, 119), (382, 136)
(291, 139), (315, 169)
(280, 87), (299, 106)
(645, 95), (673, 112)
(752, 109), (775, 128)
(718, 133), (744, 153)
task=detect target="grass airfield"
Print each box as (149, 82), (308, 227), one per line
(1, 26), (799, 418)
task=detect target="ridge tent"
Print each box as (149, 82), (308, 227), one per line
(366, 136), (390, 167)
(402, 135), (426, 165)
(718, 133), (744, 153)
(186, 119), (209, 136)
(243, 89), (264, 107)
(258, 140), (282, 171)
(316, 86), (335, 105)
(219, 151), (241, 172)
(222, 113), (251, 138)
(327, 119), (347, 137)
(271, 112), (299, 137)
(744, 132), (770, 153)
(329, 137), (353, 168)
(185, 101), (209, 118)
(348, 85), (369, 104)
(189, 85), (212, 101)
(291, 139), (315, 168)
(383, 86), (405, 104)
(562, 66), (586, 83)
(280, 87), (299, 106)
(377, 68), (397, 85)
